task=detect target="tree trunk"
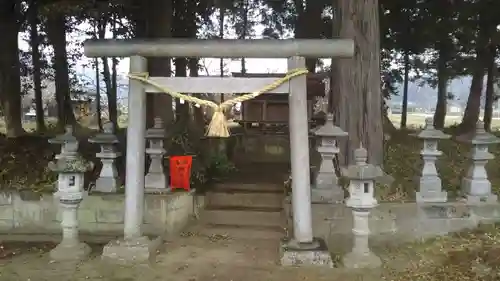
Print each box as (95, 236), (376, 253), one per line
(433, 46), (448, 129)
(96, 17), (116, 129)
(146, 0), (173, 129)
(483, 51), (495, 131)
(295, 0), (323, 72)
(101, 58), (118, 129)
(189, 58), (205, 134)
(131, 0), (147, 37)
(219, 4), (225, 102)
(95, 58), (102, 130)
(239, 0), (248, 75)
(460, 69), (485, 132)
(173, 0), (193, 125)
(29, 1), (45, 132)
(111, 14), (118, 126)
(459, 25), (492, 133)
(0, 1), (24, 137)
(333, 0), (383, 165)
(97, 18), (118, 131)
(46, 12), (76, 128)
(174, 57), (189, 123)
(400, 51), (410, 128)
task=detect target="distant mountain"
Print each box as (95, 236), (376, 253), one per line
(389, 77), (474, 109)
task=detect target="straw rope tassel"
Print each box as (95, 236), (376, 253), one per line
(128, 68), (308, 137)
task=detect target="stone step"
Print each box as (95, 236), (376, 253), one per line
(198, 223), (286, 240)
(212, 182), (284, 193)
(207, 188), (284, 209)
(201, 205), (284, 227)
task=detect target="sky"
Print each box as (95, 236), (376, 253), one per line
(112, 57), (291, 76)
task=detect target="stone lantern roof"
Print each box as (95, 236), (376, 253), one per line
(417, 118), (450, 140)
(89, 122), (119, 144)
(49, 125), (77, 144)
(311, 113), (348, 137)
(48, 142), (94, 173)
(470, 121), (500, 145)
(342, 146), (384, 180)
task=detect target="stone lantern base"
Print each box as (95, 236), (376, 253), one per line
(50, 242), (91, 262)
(279, 237), (333, 267)
(342, 250), (382, 269)
(101, 236), (161, 265)
(95, 177), (121, 193)
(144, 172), (169, 193)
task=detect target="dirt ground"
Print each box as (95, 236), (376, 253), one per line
(2, 225), (500, 281)
(0, 233), (391, 281)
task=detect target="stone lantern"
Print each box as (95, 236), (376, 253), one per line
(49, 126), (78, 187)
(89, 122), (121, 193)
(416, 118), (451, 203)
(341, 145), (383, 269)
(48, 138), (94, 261)
(461, 121), (499, 204)
(311, 113), (348, 203)
(145, 117), (168, 193)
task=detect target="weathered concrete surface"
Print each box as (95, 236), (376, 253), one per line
(201, 207), (283, 227)
(284, 198), (500, 253)
(206, 190), (283, 209)
(0, 190), (205, 238)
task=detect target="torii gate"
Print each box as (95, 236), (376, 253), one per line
(83, 38), (354, 265)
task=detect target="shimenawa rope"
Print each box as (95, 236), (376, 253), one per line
(127, 68), (308, 138)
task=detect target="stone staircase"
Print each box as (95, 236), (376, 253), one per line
(199, 182), (287, 239)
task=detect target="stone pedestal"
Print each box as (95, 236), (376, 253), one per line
(48, 138), (94, 262)
(145, 117), (169, 193)
(460, 121), (499, 203)
(50, 200), (91, 261)
(280, 238), (333, 267)
(341, 146), (383, 269)
(102, 236), (161, 265)
(342, 209), (381, 269)
(95, 154), (121, 193)
(310, 113), (347, 203)
(415, 118), (450, 203)
(89, 123), (122, 193)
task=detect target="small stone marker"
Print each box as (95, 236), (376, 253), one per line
(88, 122), (122, 193)
(145, 117), (169, 193)
(416, 117), (451, 203)
(48, 137), (94, 262)
(311, 113), (348, 203)
(461, 121), (499, 204)
(342, 145), (383, 269)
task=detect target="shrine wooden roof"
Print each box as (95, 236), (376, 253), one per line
(231, 72), (328, 98)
